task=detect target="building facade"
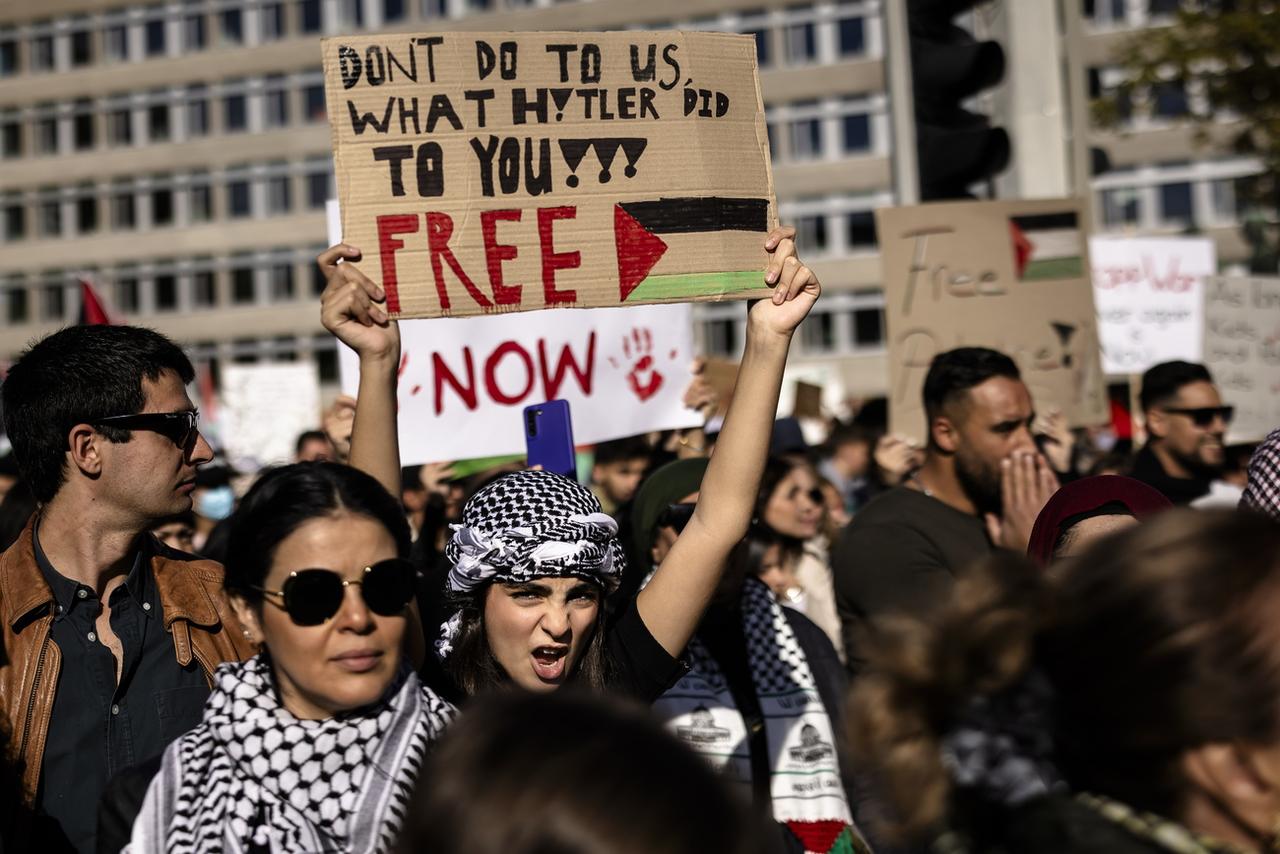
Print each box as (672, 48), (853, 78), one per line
(0, 0), (1259, 409)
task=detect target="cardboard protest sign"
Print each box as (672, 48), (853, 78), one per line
(1089, 237), (1214, 375)
(1203, 275), (1280, 444)
(219, 363), (322, 470)
(876, 198), (1108, 442)
(322, 31), (776, 319)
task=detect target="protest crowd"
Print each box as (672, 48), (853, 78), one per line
(0, 222), (1278, 854)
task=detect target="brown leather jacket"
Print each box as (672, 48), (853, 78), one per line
(0, 518), (254, 803)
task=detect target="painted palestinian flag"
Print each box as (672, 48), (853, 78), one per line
(614, 197), (770, 302)
(1008, 212), (1084, 281)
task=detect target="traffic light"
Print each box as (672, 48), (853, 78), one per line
(907, 0), (1010, 200)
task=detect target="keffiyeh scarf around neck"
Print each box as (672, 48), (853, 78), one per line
(652, 579), (861, 854)
(126, 654), (455, 854)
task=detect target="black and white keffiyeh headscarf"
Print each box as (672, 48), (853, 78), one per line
(1242, 427), (1280, 520)
(435, 470), (625, 660)
(125, 654), (454, 854)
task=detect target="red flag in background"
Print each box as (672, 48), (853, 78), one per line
(78, 277), (113, 325)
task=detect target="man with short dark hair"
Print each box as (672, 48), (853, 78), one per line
(0, 325), (252, 852)
(591, 435), (652, 517)
(294, 428), (336, 462)
(832, 347), (1058, 670)
(1131, 360), (1230, 505)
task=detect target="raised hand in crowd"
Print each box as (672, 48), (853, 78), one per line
(321, 393), (358, 463)
(1034, 408), (1075, 476)
(984, 450), (1060, 552)
(318, 244), (400, 497)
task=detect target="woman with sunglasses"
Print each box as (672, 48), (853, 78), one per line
(316, 226), (820, 704)
(126, 462), (454, 852)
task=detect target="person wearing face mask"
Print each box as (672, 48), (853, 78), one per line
(190, 465), (236, 552)
(850, 510), (1280, 854)
(1131, 361), (1231, 505)
(126, 463), (454, 852)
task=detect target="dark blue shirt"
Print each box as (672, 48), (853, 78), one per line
(33, 527), (209, 854)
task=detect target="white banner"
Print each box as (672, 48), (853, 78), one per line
(1204, 275), (1280, 444)
(327, 200), (702, 464)
(220, 363), (322, 470)
(1089, 236), (1215, 375)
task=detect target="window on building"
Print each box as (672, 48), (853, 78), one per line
(152, 181), (175, 226)
(3, 195), (26, 240)
(783, 21), (817, 64)
(788, 116), (823, 160)
(184, 7), (207, 49)
(841, 112), (870, 153)
(1101, 187), (1141, 227)
(422, 0), (448, 17)
(704, 318), (739, 357)
(6, 284), (29, 324)
(1147, 0), (1180, 17)
(303, 82), (326, 121)
(265, 173), (292, 215)
(306, 163), (332, 209)
(148, 95), (171, 142)
(316, 335), (339, 382)
(193, 265), (217, 306)
(744, 28), (770, 67)
(71, 21), (93, 67)
(115, 275), (139, 313)
(111, 182), (136, 229)
(155, 272), (178, 311)
(0, 28), (17, 77)
(186, 85), (209, 137)
(299, 0), (323, 33)
(38, 191), (61, 237)
(800, 311), (836, 352)
(221, 8), (244, 44)
(72, 101), (95, 150)
(35, 106), (59, 154)
(384, 0), (407, 21)
(339, 0), (366, 26)
(311, 249), (329, 294)
(104, 21), (129, 62)
(231, 260), (256, 303)
(1151, 80), (1189, 118)
(1158, 181), (1193, 225)
(260, 3), (286, 40)
(224, 90), (248, 132)
(76, 185), (98, 233)
(108, 107), (133, 146)
(794, 214), (828, 254)
(852, 305), (884, 348)
(30, 24), (54, 72)
(1, 110), (20, 158)
(42, 282), (66, 320)
(838, 16), (865, 57)
(190, 172), (213, 222)
(264, 75), (290, 127)
(227, 171), (252, 217)
(846, 210), (876, 248)
(145, 8), (167, 56)
(270, 262), (294, 300)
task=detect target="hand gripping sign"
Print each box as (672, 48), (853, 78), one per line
(322, 31), (778, 319)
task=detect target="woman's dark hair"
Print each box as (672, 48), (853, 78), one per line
(223, 462), (411, 604)
(399, 690), (769, 854)
(753, 456), (808, 534)
(443, 594), (609, 697)
(849, 510), (1280, 843)
(715, 524), (802, 604)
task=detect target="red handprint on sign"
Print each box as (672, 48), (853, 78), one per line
(612, 327), (665, 402)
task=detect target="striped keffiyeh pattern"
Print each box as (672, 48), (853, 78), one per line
(1241, 428), (1280, 520)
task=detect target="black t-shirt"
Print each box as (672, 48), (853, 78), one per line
(832, 486), (991, 670)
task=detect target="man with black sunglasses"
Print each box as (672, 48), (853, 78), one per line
(1132, 360), (1232, 505)
(0, 325), (253, 853)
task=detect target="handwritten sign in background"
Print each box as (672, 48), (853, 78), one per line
(323, 31), (776, 319)
(1204, 275), (1280, 444)
(876, 198), (1108, 442)
(1089, 236), (1214, 375)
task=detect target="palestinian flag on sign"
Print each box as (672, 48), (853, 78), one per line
(1008, 212), (1083, 281)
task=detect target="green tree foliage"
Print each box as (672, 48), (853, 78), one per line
(1094, 1), (1280, 269)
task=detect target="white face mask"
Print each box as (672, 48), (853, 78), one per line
(1094, 429), (1119, 454)
(195, 485), (235, 521)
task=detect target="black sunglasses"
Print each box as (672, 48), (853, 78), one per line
(1163, 406), (1234, 428)
(95, 409), (200, 449)
(657, 502), (697, 534)
(253, 558), (417, 627)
